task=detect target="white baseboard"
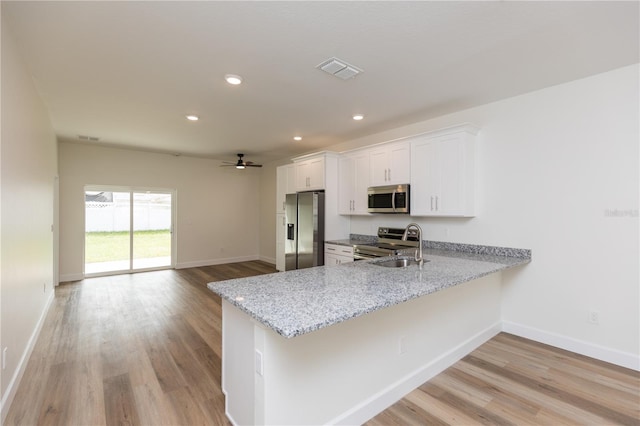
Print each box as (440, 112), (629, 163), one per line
(59, 273), (84, 283)
(331, 321), (502, 425)
(1, 290), (55, 424)
(175, 255), (259, 269)
(258, 255), (275, 265)
(502, 321), (640, 371)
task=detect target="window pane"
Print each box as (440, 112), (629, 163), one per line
(132, 192), (172, 270)
(84, 191), (131, 274)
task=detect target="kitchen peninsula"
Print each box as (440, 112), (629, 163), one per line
(208, 243), (530, 425)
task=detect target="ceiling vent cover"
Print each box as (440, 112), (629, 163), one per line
(316, 57), (363, 80)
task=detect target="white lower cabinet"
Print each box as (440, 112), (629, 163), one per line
(410, 124), (478, 217)
(324, 243), (354, 266)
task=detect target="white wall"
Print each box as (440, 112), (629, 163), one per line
(326, 64), (638, 365)
(58, 143), (262, 280)
(1, 16), (58, 418)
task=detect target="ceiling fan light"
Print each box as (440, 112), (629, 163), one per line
(236, 164), (245, 170)
(225, 74), (243, 85)
(294, 136), (302, 141)
(352, 114), (364, 121)
(185, 115), (199, 121)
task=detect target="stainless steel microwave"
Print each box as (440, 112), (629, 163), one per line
(367, 184), (410, 214)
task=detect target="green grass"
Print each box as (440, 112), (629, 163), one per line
(85, 230), (171, 263)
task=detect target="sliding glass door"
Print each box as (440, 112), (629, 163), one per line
(84, 187), (174, 275)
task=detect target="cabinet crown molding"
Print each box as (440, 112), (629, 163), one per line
(339, 122), (481, 155)
(291, 151), (339, 163)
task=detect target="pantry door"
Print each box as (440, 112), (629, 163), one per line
(84, 187), (175, 276)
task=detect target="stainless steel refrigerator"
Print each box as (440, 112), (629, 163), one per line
(285, 191), (325, 270)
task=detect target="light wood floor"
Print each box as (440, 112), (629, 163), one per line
(5, 261), (639, 425)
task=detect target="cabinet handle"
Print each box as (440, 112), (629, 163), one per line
(430, 196), (434, 211)
(327, 247), (336, 251)
(282, 216), (285, 225)
(388, 168), (391, 181)
(435, 196), (439, 211)
(282, 201), (285, 211)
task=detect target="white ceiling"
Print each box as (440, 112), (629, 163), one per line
(3, 1), (638, 164)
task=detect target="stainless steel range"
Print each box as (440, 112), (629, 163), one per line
(353, 227), (421, 260)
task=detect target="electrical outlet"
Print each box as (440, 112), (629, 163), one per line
(255, 350), (263, 376)
(399, 336), (407, 355)
(588, 310), (600, 325)
(3, 347), (7, 370)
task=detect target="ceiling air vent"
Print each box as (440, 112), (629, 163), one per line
(78, 135), (100, 142)
(316, 57), (363, 80)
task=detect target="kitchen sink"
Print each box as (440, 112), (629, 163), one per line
(373, 257), (428, 268)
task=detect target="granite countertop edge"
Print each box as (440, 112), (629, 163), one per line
(208, 244), (531, 339)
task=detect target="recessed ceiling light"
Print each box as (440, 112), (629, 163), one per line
(293, 136), (302, 141)
(225, 74), (243, 85)
(352, 114), (364, 121)
(186, 115), (199, 121)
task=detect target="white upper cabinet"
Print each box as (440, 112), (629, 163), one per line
(338, 150), (370, 215)
(410, 124), (478, 217)
(369, 141), (411, 186)
(276, 164), (296, 213)
(295, 154), (325, 191)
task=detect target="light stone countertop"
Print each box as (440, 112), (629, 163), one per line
(207, 247), (531, 338)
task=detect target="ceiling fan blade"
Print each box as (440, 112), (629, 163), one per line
(218, 153), (262, 168)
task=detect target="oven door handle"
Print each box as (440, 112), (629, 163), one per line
(353, 253), (378, 260)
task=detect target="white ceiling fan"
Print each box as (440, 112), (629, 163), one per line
(220, 153), (263, 169)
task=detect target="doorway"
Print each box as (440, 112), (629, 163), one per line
(84, 187), (175, 276)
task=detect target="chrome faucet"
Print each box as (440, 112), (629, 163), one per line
(402, 222), (424, 269)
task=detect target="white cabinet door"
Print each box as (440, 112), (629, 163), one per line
(369, 142), (410, 186)
(338, 156), (354, 215)
(277, 164), (296, 213)
(338, 151), (370, 215)
(369, 148), (389, 186)
(388, 143), (411, 184)
(410, 139), (438, 214)
(276, 166), (287, 213)
(286, 164), (296, 194)
(410, 128), (476, 217)
(295, 156), (325, 191)
(276, 213), (286, 271)
(352, 153), (370, 214)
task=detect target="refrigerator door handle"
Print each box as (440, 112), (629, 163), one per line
(287, 223), (295, 240)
